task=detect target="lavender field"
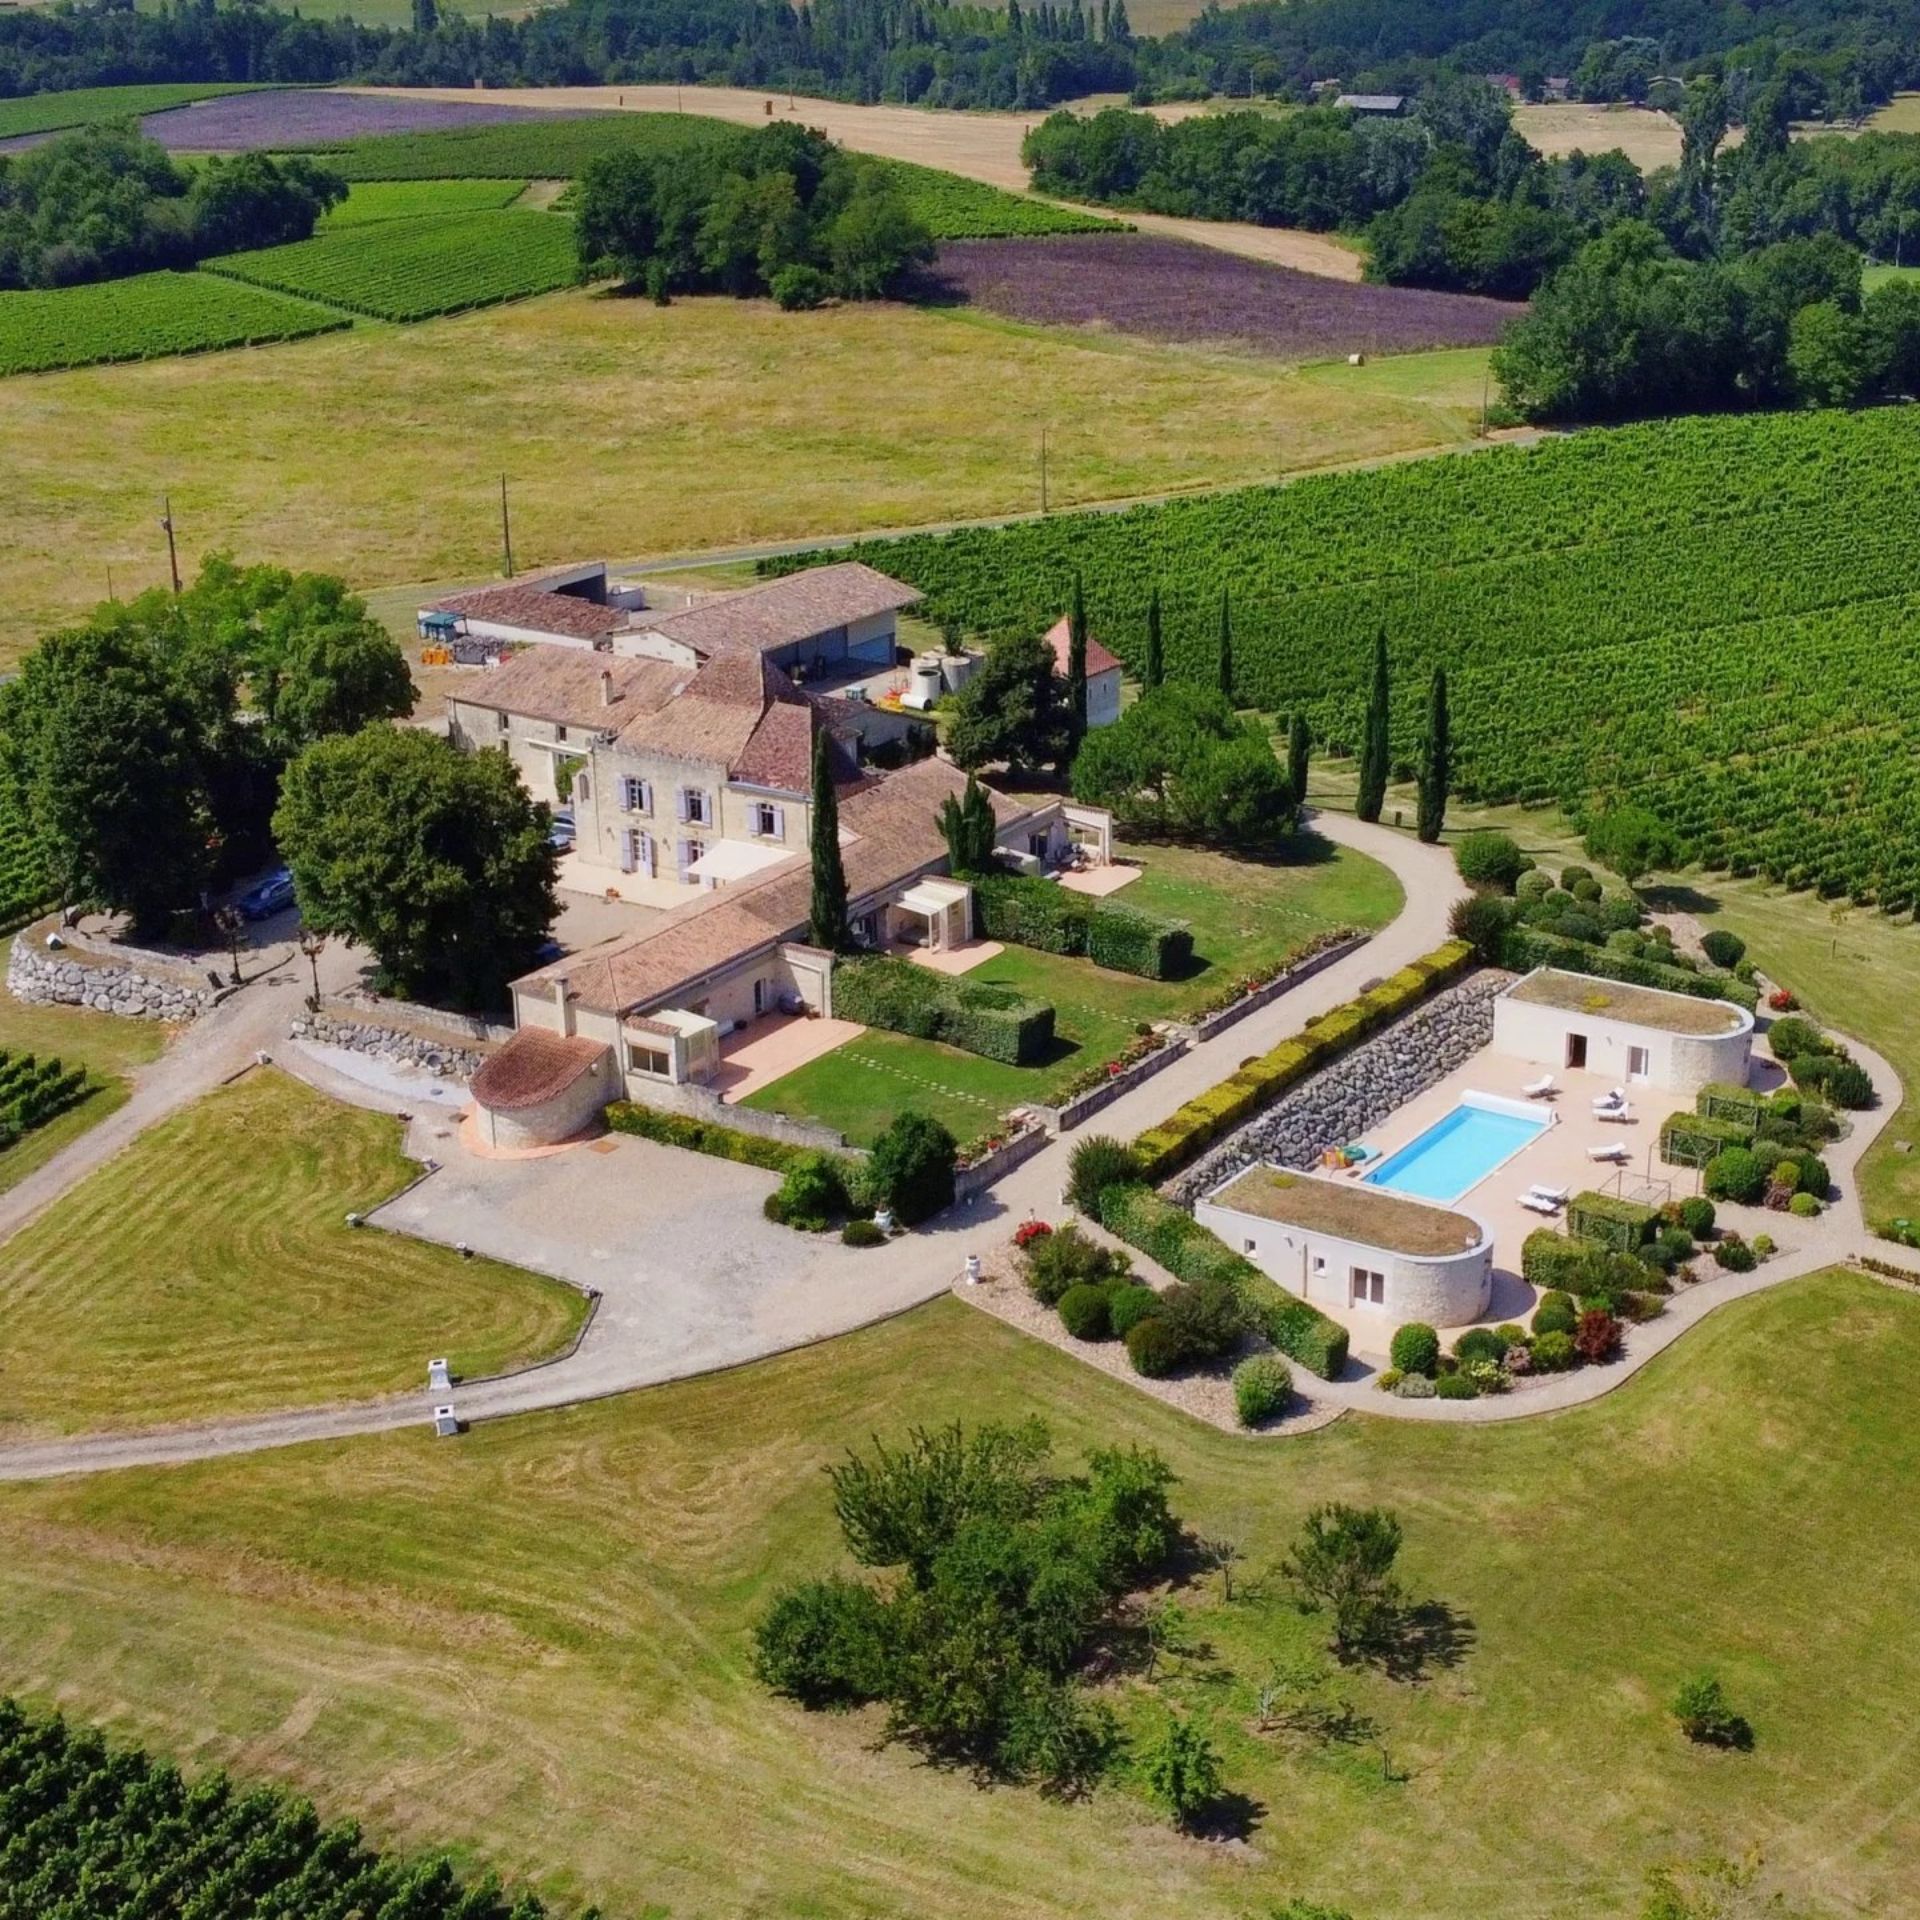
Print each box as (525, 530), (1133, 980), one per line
(0, 90), (587, 155)
(918, 233), (1520, 360)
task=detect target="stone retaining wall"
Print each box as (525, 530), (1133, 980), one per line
(291, 1010), (486, 1081)
(625, 1074), (858, 1155)
(1180, 933), (1369, 1045)
(7, 930), (220, 1021)
(1037, 1036), (1191, 1133)
(955, 1122), (1050, 1202)
(1167, 971), (1512, 1205)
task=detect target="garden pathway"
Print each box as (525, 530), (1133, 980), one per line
(0, 816), (1901, 1478)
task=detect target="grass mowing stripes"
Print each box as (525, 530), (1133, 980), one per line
(0, 270), (347, 376)
(0, 1068), (588, 1439)
(0, 83), (276, 142)
(320, 177), (531, 226)
(868, 157), (1123, 238)
(305, 111), (746, 181)
(210, 208), (582, 320)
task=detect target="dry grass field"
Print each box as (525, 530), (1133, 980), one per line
(0, 1069), (587, 1438)
(1511, 101), (1692, 171)
(0, 1276), (1916, 1919)
(0, 288), (1488, 663)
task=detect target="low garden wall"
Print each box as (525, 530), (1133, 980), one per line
(1178, 932), (1368, 1044)
(955, 1121), (1051, 1202)
(1164, 970), (1510, 1206)
(620, 1074), (855, 1155)
(290, 992), (510, 1081)
(8, 922), (222, 1021)
(1034, 1033), (1190, 1132)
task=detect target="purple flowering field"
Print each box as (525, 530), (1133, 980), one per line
(917, 233), (1521, 361)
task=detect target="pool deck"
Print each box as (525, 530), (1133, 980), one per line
(1318, 1047), (1706, 1351)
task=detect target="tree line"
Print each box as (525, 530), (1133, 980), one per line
(0, 121), (342, 289)
(4, 0), (1917, 117)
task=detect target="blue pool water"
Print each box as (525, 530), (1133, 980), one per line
(1365, 1101), (1548, 1203)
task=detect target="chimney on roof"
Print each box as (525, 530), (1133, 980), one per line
(599, 668), (614, 708)
(552, 977), (574, 1037)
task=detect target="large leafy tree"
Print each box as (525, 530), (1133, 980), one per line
(945, 631), (1072, 778)
(1071, 684), (1292, 849)
(273, 726), (558, 1008)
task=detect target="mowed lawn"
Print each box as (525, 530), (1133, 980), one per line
(744, 836), (1402, 1144)
(0, 1274), (1914, 1918)
(0, 289), (1490, 662)
(0, 937), (172, 1198)
(0, 1069), (587, 1439)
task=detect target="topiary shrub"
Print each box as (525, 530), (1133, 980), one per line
(1125, 1315), (1186, 1378)
(1453, 1326), (1507, 1366)
(1023, 1221), (1129, 1305)
(1455, 830), (1529, 892)
(774, 1152), (849, 1232)
(1679, 1195), (1716, 1238)
(1232, 1352), (1293, 1427)
(840, 1217), (886, 1248)
(1704, 1146), (1767, 1205)
(1394, 1371), (1436, 1398)
(1530, 1329), (1576, 1372)
(1765, 1015), (1829, 1061)
(1435, 1371), (1479, 1400)
(1751, 1232), (1775, 1257)
(1825, 1059), (1874, 1109)
(1531, 1291), (1578, 1337)
(1515, 869), (1553, 904)
(1390, 1322), (1440, 1377)
(1788, 1190), (1820, 1218)
(1158, 1276), (1247, 1362)
(1058, 1282), (1114, 1341)
(1107, 1283), (1163, 1338)
(1701, 929), (1746, 969)
(868, 1110), (958, 1225)
(1066, 1133), (1138, 1214)
(1714, 1235), (1757, 1272)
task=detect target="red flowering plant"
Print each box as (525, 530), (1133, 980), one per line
(1768, 987), (1798, 1011)
(1013, 1220), (1054, 1250)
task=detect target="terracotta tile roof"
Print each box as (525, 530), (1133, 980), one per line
(525, 758), (1042, 1016)
(469, 1027), (610, 1112)
(1044, 615), (1123, 679)
(635, 563), (920, 656)
(430, 580), (627, 642)
(453, 651), (691, 731)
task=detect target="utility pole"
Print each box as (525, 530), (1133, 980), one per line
(159, 495), (181, 594)
(500, 473), (514, 578)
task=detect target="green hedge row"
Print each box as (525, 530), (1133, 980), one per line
(1659, 1109), (1752, 1168)
(1097, 1182), (1349, 1378)
(973, 872), (1193, 981)
(1128, 939), (1476, 1184)
(1502, 925), (1757, 1010)
(606, 1101), (858, 1182)
(832, 954), (1055, 1065)
(1565, 1190), (1660, 1251)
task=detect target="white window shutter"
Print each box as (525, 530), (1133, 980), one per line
(771, 805), (785, 838)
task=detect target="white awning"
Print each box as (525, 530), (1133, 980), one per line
(896, 878), (970, 918)
(685, 841), (793, 884)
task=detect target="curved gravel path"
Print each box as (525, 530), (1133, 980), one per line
(0, 815), (1897, 1477)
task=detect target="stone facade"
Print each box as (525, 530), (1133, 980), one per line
(7, 934), (219, 1021)
(1167, 971), (1511, 1206)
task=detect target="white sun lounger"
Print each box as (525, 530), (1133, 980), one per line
(1518, 1191), (1561, 1214)
(1588, 1142), (1629, 1162)
(1595, 1103), (1633, 1124)
(1522, 1074), (1556, 1098)
(1528, 1183), (1571, 1203)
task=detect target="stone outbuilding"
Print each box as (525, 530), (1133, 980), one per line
(1492, 968), (1754, 1097)
(468, 1026), (614, 1149)
(1197, 1163), (1493, 1328)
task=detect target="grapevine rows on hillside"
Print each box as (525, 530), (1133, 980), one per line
(775, 408), (1920, 912)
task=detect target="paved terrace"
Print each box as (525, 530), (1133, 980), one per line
(0, 813), (1900, 1476)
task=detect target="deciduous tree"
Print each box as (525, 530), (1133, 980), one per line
(1282, 1503), (1405, 1658)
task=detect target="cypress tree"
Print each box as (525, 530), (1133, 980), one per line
(1066, 572), (1089, 748)
(1355, 628), (1390, 825)
(1143, 585), (1163, 691)
(808, 727), (848, 950)
(1217, 587), (1233, 703)
(1287, 710), (1311, 816)
(1417, 666), (1450, 844)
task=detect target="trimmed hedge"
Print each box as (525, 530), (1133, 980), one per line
(1659, 1109), (1753, 1169)
(1502, 925), (1757, 1010)
(1097, 1182), (1348, 1378)
(832, 954), (1054, 1065)
(1130, 939), (1476, 1183)
(1697, 1080), (1765, 1128)
(607, 1101), (857, 1184)
(1566, 1190), (1660, 1251)
(973, 872), (1192, 980)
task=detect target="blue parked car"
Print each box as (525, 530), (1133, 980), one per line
(238, 866), (296, 920)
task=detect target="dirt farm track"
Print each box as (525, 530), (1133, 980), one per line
(342, 84), (1369, 280)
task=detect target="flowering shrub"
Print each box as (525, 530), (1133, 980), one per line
(1180, 927), (1361, 1024)
(1052, 1030), (1171, 1104)
(1768, 987), (1799, 1011)
(1502, 1342), (1534, 1376)
(1013, 1219), (1054, 1250)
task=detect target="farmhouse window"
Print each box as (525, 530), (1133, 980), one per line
(495, 710), (510, 733)
(631, 1044), (671, 1078)
(751, 803), (785, 839)
(622, 777), (653, 814)
(1349, 1267), (1386, 1307)
(678, 788), (711, 827)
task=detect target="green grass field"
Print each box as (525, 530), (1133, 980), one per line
(0, 1069), (587, 1439)
(0, 82), (274, 141)
(0, 270), (348, 376)
(746, 837), (1401, 1143)
(211, 207), (580, 321)
(319, 177), (531, 226)
(0, 1273), (1913, 1918)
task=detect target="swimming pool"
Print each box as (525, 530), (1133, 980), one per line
(1365, 1094), (1550, 1203)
